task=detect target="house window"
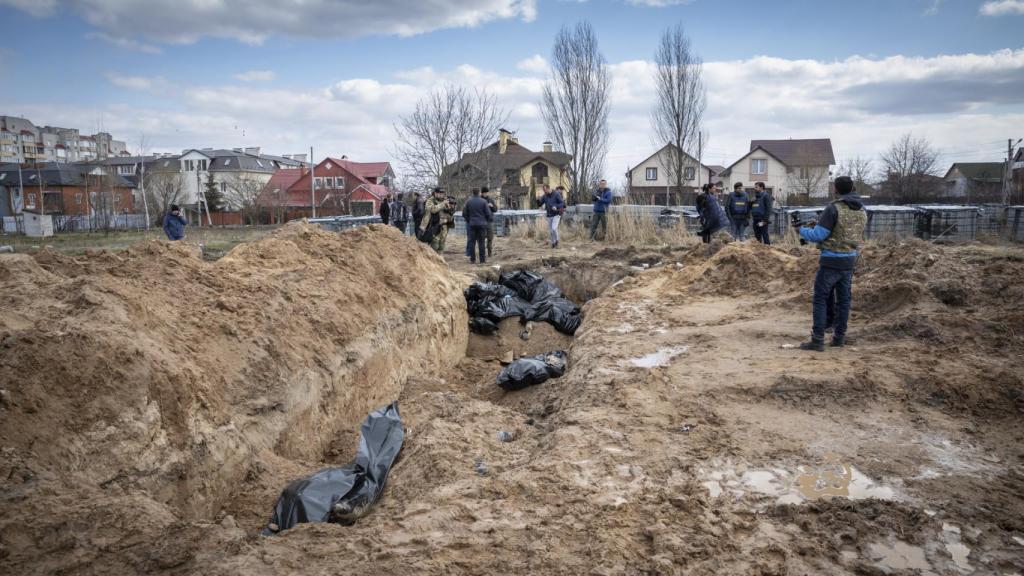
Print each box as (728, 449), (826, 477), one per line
(184, 160), (194, 171)
(684, 167), (695, 181)
(645, 167), (657, 181)
(337, 177), (345, 188)
(799, 166), (811, 179)
(198, 159), (208, 171)
(220, 182), (227, 192)
(314, 177), (324, 189)
(75, 193), (83, 205)
(751, 159), (767, 175)
(223, 159), (231, 166)
(26, 193), (36, 208)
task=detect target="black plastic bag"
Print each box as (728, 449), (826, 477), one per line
(525, 297), (582, 335)
(496, 351), (568, 391)
(470, 317), (499, 335)
(498, 270), (551, 301)
(262, 402), (404, 534)
(465, 282), (532, 334)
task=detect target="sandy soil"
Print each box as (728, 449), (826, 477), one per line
(2, 228), (1023, 575)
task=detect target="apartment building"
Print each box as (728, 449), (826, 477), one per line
(0, 115), (128, 164)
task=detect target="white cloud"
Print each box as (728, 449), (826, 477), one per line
(516, 54), (548, 74)
(234, 70), (276, 82)
(85, 32), (162, 54)
(4, 0), (537, 44)
(980, 0), (1024, 15)
(22, 49), (1023, 188)
(105, 72), (166, 92)
(923, 0), (942, 16)
(0, 0), (58, 17)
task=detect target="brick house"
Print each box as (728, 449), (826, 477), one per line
(0, 163), (135, 217)
(259, 157), (394, 220)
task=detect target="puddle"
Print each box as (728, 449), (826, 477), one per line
(942, 523), (972, 572)
(868, 541), (932, 572)
(629, 346), (688, 368)
(701, 454), (898, 505)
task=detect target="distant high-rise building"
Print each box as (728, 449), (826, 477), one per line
(0, 115), (127, 164)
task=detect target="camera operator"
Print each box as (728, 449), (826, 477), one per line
(795, 176), (866, 351)
(418, 187), (456, 254)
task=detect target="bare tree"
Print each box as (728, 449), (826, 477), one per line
(652, 23), (705, 206)
(541, 21), (611, 205)
(88, 167), (122, 233)
(394, 85), (508, 195)
(145, 171), (186, 225)
(838, 156), (875, 189)
(223, 173), (268, 224)
(787, 166), (830, 200)
(879, 133), (941, 203)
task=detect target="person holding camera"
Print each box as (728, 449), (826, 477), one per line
(538, 184), (566, 248)
(726, 182), (751, 241)
(795, 176), (866, 351)
(589, 179), (612, 241)
(751, 182), (774, 245)
(695, 183), (730, 250)
(462, 188), (494, 264)
(162, 204), (187, 241)
(419, 187), (455, 254)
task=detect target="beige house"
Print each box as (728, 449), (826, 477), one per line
(442, 129), (572, 209)
(625, 143), (716, 205)
(717, 139), (835, 202)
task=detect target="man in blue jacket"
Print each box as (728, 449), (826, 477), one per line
(695, 183), (730, 248)
(538, 184), (565, 248)
(751, 181), (774, 245)
(726, 182), (751, 241)
(589, 179), (612, 241)
(797, 176), (866, 351)
(462, 188), (493, 264)
(162, 204), (187, 241)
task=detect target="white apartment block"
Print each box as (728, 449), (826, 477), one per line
(0, 115), (128, 165)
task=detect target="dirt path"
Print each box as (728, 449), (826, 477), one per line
(2, 230), (1022, 575)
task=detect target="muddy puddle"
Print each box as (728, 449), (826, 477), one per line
(701, 453), (898, 505)
(629, 346), (688, 368)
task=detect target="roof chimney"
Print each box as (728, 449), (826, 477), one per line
(499, 128), (511, 155)
(244, 146), (260, 156)
(543, 141), (553, 153)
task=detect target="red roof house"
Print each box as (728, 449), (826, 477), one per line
(259, 157), (394, 217)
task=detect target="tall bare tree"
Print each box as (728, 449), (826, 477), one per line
(223, 172), (268, 224)
(394, 85), (508, 195)
(652, 24), (706, 206)
(541, 21), (611, 205)
(787, 166), (830, 200)
(145, 171), (186, 225)
(880, 133), (941, 203)
(838, 156), (875, 190)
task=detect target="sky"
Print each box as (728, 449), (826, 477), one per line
(1, 0), (1022, 184)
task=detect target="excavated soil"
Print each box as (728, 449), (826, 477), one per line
(3, 229), (1024, 575)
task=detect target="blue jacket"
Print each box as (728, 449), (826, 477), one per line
(462, 195), (493, 227)
(697, 194), (728, 235)
(539, 190), (565, 217)
(163, 212), (186, 240)
(751, 191), (773, 219)
(592, 187), (612, 213)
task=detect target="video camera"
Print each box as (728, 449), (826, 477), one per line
(789, 212), (817, 246)
(444, 196), (458, 212)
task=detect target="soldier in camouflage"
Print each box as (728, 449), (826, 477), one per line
(796, 176), (867, 351)
(419, 187), (454, 254)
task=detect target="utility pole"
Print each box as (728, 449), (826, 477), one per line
(310, 146), (316, 219)
(140, 158), (150, 230)
(1005, 138), (1022, 206)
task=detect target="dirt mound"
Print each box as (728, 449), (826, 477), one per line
(649, 241), (805, 296)
(0, 222), (467, 574)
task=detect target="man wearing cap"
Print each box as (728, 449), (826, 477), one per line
(796, 176), (866, 351)
(162, 204), (187, 241)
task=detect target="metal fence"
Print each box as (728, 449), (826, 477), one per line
(301, 203), (1024, 244)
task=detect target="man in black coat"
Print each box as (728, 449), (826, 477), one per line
(462, 188), (493, 264)
(379, 193), (392, 225)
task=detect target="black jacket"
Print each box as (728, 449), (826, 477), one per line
(380, 200), (391, 225)
(462, 195), (494, 227)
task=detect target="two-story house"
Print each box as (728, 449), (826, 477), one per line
(625, 143), (716, 205)
(259, 157), (395, 220)
(441, 129), (572, 209)
(943, 162), (1003, 200)
(717, 139), (835, 202)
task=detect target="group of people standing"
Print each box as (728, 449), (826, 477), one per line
(695, 181), (774, 245)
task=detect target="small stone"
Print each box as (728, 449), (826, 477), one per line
(0, 389), (10, 406)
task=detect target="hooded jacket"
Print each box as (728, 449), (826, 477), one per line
(163, 212), (186, 241)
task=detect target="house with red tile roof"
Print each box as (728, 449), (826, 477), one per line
(259, 157), (395, 218)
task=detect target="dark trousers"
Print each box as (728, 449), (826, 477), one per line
(469, 225), (488, 263)
(730, 219), (748, 240)
(812, 266), (853, 339)
(590, 212), (607, 240)
(487, 224), (495, 255)
(753, 219), (771, 244)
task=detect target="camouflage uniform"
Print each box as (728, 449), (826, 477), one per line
(420, 196), (452, 253)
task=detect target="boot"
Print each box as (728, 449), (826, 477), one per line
(831, 336), (851, 347)
(799, 337), (825, 352)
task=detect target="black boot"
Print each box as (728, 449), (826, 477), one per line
(831, 336), (851, 347)
(799, 337), (825, 352)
